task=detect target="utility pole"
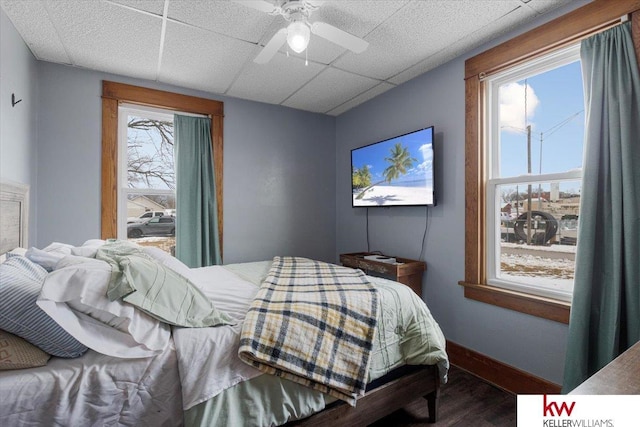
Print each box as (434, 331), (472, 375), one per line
(538, 131), (543, 210)
(527, 125), (532, 245)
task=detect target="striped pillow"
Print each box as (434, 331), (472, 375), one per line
(0, 256), (87, 358)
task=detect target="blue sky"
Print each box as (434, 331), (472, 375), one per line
(351, 127), (434, 185)
(499, 60), (585, 179)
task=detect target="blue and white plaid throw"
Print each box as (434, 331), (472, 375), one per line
(238, 256), (378, 405)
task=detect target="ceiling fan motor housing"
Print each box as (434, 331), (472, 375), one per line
(280, 0), (317, 22)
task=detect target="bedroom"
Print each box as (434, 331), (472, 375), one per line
(1, 0), (639, 425)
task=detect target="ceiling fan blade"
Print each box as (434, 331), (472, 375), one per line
(231, 0), (277, 14)
(254, 28), (287, 64)
(310, 21), (369, 54)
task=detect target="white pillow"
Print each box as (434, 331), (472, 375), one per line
(36, 256), (170, 359)
(70, 239), (106, 258)
(26, 240), (107, 270)
(25, 247), (66, 271)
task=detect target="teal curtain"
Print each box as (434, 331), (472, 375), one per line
(174, 114), (221, 268)
(562, 22), (640, 393)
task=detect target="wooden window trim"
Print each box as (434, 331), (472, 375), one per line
(461, 0), (640, 324)
(101, 81), (224, 255)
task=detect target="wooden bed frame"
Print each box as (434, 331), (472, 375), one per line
(292, 365), (440, 426)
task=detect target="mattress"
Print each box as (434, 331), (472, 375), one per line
(0, 258), (447, 427)
(181, 261), (449, 427)
(0, 342), (183, 426)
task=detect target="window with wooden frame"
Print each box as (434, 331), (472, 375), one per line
(118, 104), (176, 252)
(460, 0), (640, 324)
(484, 44), (584, 304)
(101, 81), (224, 254)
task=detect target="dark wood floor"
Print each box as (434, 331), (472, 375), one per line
(370, 365), (516, 427)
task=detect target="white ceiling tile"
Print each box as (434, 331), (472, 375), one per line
(1, 0), (71, 64)
(43, 0), (161, 80)
(168, 0), (275, 43)
(307, 0), (409, 62)
(312, 0), (409, 37)
(159, 21), (256, 94)
(522, 0), (576, 15)
(334, 0), (521, 80)
(326, 81), (395, 116)
(108, 0), (166, 16)
(227, 52), (325, 105)
(282, 67), (380, 113)
(389, 2), (540, 85)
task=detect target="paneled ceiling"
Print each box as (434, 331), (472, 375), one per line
(1, 0), (575, 116)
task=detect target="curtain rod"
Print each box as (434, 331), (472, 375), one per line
(475, 14), (632, 83)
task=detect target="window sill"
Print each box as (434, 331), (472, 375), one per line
(458, 281), (570, 324)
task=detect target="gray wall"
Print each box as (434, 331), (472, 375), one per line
(335, 3), (587, 385)
(35, 62), (336, 263)
(0, 8), (38, 245)
(224, 100), (336, 263)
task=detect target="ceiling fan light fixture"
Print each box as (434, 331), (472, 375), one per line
(241, 0), (368, 64)
(286, 21), (310, 53)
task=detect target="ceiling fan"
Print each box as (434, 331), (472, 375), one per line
(234, 0), (369, 64)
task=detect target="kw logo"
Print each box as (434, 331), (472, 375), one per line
(543, 395), (576, 417)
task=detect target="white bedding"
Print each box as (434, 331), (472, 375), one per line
(173, 264), (263, 410)
(0, 343), (183, 426)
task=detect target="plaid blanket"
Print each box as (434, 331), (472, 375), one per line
(238, 256), (378, 405)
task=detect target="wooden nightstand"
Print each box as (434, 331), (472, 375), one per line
(339, 252), (426, 297)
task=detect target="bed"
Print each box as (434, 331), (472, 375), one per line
(0, 180), (449, 426)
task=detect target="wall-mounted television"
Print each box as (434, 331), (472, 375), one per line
(351, 126), (435, 207)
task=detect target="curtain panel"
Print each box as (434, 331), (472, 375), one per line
(563, 21), (640, 393)
(174, 115), (222, 268)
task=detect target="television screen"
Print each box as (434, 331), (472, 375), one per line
(351, 126), (435, 207)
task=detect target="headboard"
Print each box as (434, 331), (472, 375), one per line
(0, 180), (29, 256)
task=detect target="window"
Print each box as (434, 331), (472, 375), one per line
(485, 45), (584, 303)
(118, 104), (176, 252)
(461, 1), (639, 323)
(101, 81), (224, 254)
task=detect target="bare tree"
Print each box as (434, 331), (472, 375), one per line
(127, 118), (175, 189)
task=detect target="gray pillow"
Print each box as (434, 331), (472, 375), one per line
(0, 256), (88, 358)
